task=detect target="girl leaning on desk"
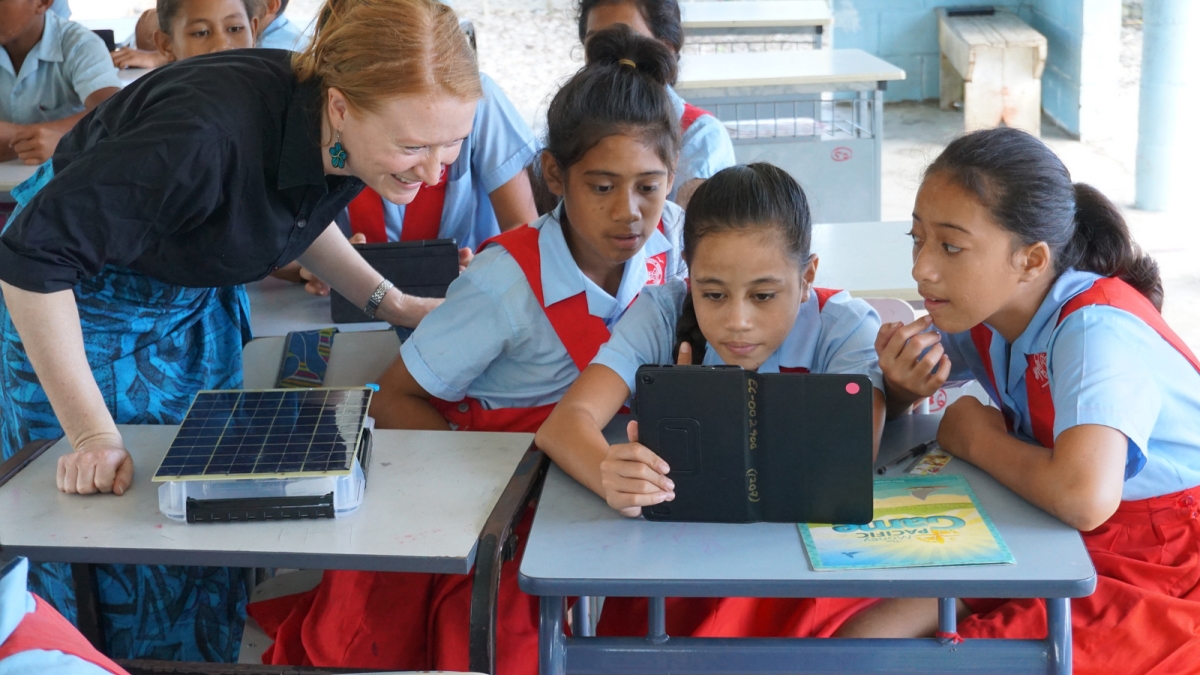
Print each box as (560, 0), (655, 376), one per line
(0, 0), (481, 661)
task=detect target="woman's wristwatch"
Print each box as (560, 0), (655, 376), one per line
(363, 279), (395, 320)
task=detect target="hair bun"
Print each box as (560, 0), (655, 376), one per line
(584, 23), (678, 86)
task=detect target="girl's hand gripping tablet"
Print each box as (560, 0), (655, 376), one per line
(601, 420), (675, 518)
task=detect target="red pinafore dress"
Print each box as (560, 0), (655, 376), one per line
(345, 168), (448, 243)
(0, 595), (130, 674)
(250, 223), (668, 673)
(597, 287), (878, 640)
(956, 277), (1200, 675)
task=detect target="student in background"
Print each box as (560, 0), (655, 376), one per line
(249, 25), (686, 673)
(536, 162), (885, 640)
(152, 0), (259, 62)
(836, 128), (1200, 674)
(0, 0), (120, 164)
(110, 9), (169, 69)
(0, 558), (129, 675)
(256, 0), (306, 51)
(579, 0), (734, 207)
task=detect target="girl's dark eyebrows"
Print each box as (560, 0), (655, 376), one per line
(691, 276), (728, 285)
(749, 276), (785, 285)
(933, 221), (972, 235)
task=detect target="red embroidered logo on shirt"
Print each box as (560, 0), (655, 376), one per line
(1028, 352), (1049, 386)
(646, 253), (667, 285)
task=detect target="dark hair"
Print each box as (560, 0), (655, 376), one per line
(673, 163), (814, 359)
(278, 0), (290, 12)
(545, 23), (680, 174)
(925, 127), (1163, 310)
(578, 0), (684, 56)
(157, 0), (258, 31)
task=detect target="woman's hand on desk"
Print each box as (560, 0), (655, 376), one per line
(601, 421), (675, 518)
(57, 432), (134, 495)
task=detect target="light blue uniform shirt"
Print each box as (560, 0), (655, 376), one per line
(0, 558), (110, 675)
(595, 280), (885, 393)
(0, 12), (120, 125)
(401, 202), (687, 409)
(257, 15), (307, 52)
(375, 74), (536, 250)
(942, 269), (1200, 501)
(51, 0), (70, 19)
(666, 85), (736, 202)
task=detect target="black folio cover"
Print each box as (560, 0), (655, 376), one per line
(330, 239), (460, 323)
(635, 365), (874, 524)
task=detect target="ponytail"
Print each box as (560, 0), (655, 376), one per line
(1066, 183), (1163, 310)
(926, 128), (1163, 309)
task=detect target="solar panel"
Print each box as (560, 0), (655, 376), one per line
(152, 388), (373, 482)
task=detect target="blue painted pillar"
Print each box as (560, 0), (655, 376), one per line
(1135, 0), (1200, 211)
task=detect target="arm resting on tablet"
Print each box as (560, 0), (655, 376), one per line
(0, 282), (132, 495)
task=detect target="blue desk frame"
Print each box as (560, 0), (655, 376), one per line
(521, 414), (1095, 675)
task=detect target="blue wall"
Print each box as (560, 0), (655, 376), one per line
(832, 0), (1111, 138)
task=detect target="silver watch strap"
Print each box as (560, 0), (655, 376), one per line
(364, 279), (394, 319)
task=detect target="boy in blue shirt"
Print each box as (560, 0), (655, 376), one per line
(256, 0), (306, 51)
(0, 0), (121, 164)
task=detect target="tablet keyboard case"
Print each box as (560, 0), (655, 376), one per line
(635, 365), (873, 524)
(330, 239), (460, 323)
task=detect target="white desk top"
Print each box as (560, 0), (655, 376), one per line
(0, 160), (36, 196)
(520, 414), (1096, 598)
(242, 330), (401, 390)
(681, 0), (832, 29)
(118, 67), (151, 87)
(0, 425), (533, 574)
(677, 49), (905, 91)
(246, 275), (393, 338)
(811, 221), (917, 301)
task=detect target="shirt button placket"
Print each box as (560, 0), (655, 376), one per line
(297, 218), (307, 229)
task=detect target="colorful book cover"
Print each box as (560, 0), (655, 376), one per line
(798, 475), (1015, 571)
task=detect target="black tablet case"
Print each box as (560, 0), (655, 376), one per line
(635, 365), (874, 524)
(330, 239), (459, 323)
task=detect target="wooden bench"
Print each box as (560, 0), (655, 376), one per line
(937, 8), (1047, 136)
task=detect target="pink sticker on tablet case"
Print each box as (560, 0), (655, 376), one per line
(845, 382), (861, 395)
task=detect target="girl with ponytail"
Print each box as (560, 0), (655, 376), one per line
(838, 128), (1200, 674)
(251, 23), (688, 673)
(536, 162), (887, 640)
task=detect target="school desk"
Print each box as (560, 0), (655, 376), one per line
(811, 220), (918, 301)
(117, 67), (152, 87)
(241, 329), (401, 390)
(0, 425), (548, 674)
(676, 49), (904, 224)
(680, 0), (833, 48)
(0, 160), (35, 203)
(519, 413), (1096, 675)
(246, 275), (395, 337)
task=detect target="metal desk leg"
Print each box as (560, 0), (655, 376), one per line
(540, 596), (567, 675)
(814, 25), (823, 49)
(71, 562), (106, 653)
(647, 597), (667, 644)
(571, 596), (595, 637)
(937, 597), (957, 639)
(1046, 598), (1072, 675)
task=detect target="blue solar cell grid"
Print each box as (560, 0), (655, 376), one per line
(153, 388), (371, 481)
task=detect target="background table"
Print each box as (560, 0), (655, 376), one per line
(0, 160), (35, 203)
(241, 329), (401, 390)
(677, 49), (905, 223)
(520, 413), (1095, 675)
(811, 220), (916, 300)
(246, 276), (393, 337)
(681, 0), (833, 47)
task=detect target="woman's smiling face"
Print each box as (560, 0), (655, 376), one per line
(689, 228), (816, 371)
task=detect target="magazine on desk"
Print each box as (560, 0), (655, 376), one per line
(798, 475), (1015, 571)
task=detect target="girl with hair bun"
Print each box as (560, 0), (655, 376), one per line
(578, 0), (736, 206)
(837, 128), (1200, 674)
(0, 0), (481, 660)
(536, 161), (887, 640)
(251, 24), (688, 673)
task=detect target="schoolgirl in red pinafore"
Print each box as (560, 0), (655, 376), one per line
(0, 557), (129, 675)
(250, 199), (687, 671)
(931, 268), (1200, 674)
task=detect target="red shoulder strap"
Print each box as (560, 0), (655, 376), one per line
(346, 187), (388, 244)
(1021, 277), (1200, 449)
(968, 323), (1017, 434)
(813, 287), (840, 311)
(0, 596), (128, 674)
(480, 226), (611, 372)
(400, 170), (448, 242)
(681, 103), (713, 133)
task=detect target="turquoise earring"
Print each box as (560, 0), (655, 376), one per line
(329, 130), (347, 169)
